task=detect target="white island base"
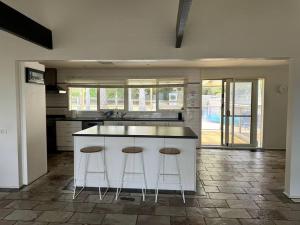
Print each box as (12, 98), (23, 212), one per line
(74, 136), (197, 191)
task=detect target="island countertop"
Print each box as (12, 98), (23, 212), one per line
(73, 125), (198, 139)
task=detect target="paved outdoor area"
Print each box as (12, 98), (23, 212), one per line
(0, 149), (299, 225)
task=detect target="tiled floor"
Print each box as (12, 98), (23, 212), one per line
(1, 149), (299, 225)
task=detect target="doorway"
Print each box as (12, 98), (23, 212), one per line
(201, 79), (263, 148)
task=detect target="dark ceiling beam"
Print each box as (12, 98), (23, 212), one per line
(175, 0), (192, 48)
(0, 1), (53, 49)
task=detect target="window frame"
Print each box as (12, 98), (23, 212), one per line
(68, 86), (99, 111)
(67, 84), (185, 112)
(99, 87), (126, 111)
(157, 85), (185, 111)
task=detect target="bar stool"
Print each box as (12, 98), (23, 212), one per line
(73, 146), (109, 200)
(155, 147), (185, 203)
(115, 146), (147, 201)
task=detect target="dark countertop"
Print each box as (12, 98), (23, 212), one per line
(73, 125), (198, 139)
(55, 117), (102, 121)
(53, 117), (184, 122)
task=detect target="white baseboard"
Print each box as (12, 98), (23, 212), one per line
(283, 191), (300, 200)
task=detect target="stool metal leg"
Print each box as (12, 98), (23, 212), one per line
(175, 155), (185, 204)
(115, 153), (128, 200)
(96, 151), (109, 200)
(73, 153), (84, 199)
(100, 150), (110, 199)
(155, 154), (162, 203)
(84, 153), (90, 188)
(140, 152), (147, 201)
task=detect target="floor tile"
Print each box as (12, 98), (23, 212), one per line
(36, 211), (73, 223)
(0, 200), (13, 209)
(5, 201), (40, 210)
(113, 196), (141, 205)
(93, 204), (123, 214)
(274, 221), (300, 225)
(57, 193), (88, 202)
(226, 200), (259, 209)
(14, 222), (47, 225)
(186, 207), (219, 218)
(136, 215), (170, 225)
(33, 202), (67, 211)
(169, 197), (198, 207)
(123, 204), (155, 215)
(64, 202), (95, 213)
(1, 151), (294, 225)
(4, 210), (41, 221)
(218, 187), (246, 194)
(247, 209), (286, 220)
(205, 217), (240, 225)
(217, 208), (251, 218)
(68, 212), (104, 224)
(209, 193), (237, 200)
(197, 199), (228, 208)
(239, 218), (275, 225)
(170, 216), (206, 225)
(279, 210), (300, 220)
(155, 206), (186, 216)
(101, 214), (137, 225)
(85, 194), (114, 204)
(0, 193), (9, 200)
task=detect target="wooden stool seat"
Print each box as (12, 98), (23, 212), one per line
(159, 148), (181, 155)
(122, 146), (143, 154)
(80, 146), (104, 153)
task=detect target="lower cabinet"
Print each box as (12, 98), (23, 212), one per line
(56, 121), (82, 151)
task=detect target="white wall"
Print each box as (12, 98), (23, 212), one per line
(285, 59), (300, 198)
(0, 0), (298, 187)
(19, 62), (47, 185)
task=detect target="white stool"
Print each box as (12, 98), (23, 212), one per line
(115, 146), (147, 201)
(73, 146), (109, 200)
(155, 147), (185, 203)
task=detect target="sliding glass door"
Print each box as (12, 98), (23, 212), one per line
(222, 79), (258, 147)
(202, 79), (259, 148)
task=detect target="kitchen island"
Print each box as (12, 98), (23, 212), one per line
(73, 125), (198, 191)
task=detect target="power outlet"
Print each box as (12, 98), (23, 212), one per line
(0, 129), (7, 135)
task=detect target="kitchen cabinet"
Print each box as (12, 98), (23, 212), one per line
(56, 121), (82, 151)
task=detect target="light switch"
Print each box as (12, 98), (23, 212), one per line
(0, 129), (7, 134)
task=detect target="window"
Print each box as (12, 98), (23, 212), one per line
(67, 79), (185, 112)
(158, 87), (184, 110)
(128, 88), (156, 111)
(99, 88), (125, 110)
(69, 87), (97, 111)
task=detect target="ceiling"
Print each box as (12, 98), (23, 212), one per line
(40, 58), (289, 69)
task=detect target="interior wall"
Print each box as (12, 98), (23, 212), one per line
(19, 62), (47, 185)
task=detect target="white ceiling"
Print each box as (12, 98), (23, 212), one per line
(40, 58), (289, 69)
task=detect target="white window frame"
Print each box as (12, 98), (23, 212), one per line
(68, 86), (99, 111)
(99, 87), (126, 111)
(67, 84), (185, 112)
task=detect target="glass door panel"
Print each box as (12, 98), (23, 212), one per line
(223, 80), (257, 147)
(232, 81), (252, 145)
(201, 80), (223, 145)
